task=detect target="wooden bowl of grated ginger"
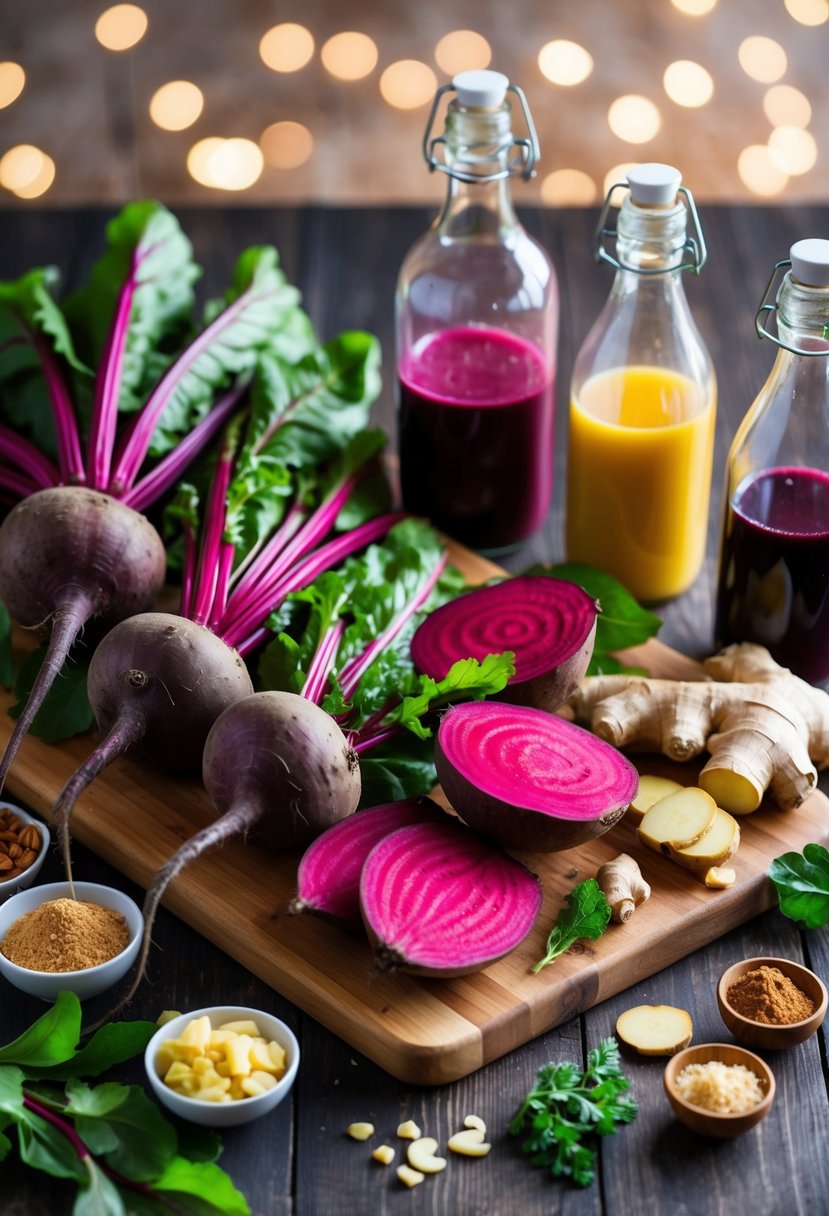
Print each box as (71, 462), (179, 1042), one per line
(717, 957), (828, 1051)
(663, 1043), (775, 1138)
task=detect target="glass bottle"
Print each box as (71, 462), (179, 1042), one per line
(715, 238), (829, 685)
(565, 163), (716, 602)
(395, 69), (558, 555)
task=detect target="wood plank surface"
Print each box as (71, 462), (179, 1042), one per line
(2, 541), (826, 1085)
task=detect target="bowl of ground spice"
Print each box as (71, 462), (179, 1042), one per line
(663, 1043), (775, 1138)
(717, 956), (828, 1051)
(0, 881), (141, 1000)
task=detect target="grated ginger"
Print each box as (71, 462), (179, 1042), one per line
(675, 1060), (764, 1114)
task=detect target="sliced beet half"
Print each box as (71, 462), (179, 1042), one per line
(289, 796), (443, 923)
(359, 819), (542, 978)
(435, 700), (639, 853)
(410, 575), (599, 711)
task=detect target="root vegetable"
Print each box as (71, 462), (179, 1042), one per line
(671, 805), (740, 874)
(637, 787), (718, 856)
(571, 642), (829, 813)
(628, 775), (683, 826)
(704, 865), (736, 889)
(0, 487), (166, 787)
(289, 796), (442, 922)
(615, 1005), (693, 1056)
(596, 854), (651, 923)
(359, 819), (542, 977)
(410, 575), (599, 712)
(435, 701), (638, 853)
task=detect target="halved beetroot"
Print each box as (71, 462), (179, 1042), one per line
(289, 796), (443, 922)
(360, 819), (542, 977)
(435, 700), (639, 853)
(410, 575), (599, 711)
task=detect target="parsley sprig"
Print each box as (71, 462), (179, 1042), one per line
(530, 878), (612, 974)
(509, 1037), (637, 1188)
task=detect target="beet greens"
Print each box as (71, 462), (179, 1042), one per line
(0, 201), (306, 780)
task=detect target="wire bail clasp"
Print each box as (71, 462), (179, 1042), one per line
(755, 258), (829, 355)
(422, 82), (539, 184)
(594, 182), (708, 276)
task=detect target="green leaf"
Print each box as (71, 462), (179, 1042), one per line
(530, 878), (612, 973)
(25, 1021), (157, 1082)
(0, 1066), (86, 1182)
(0, 602), (13, 687)
(0, 1127), (12, 1160)
(356, 735), (439, 806)
(768, 843), (829, 929)
(66, 1080), (177, 1182)
(9, 645), (94, 742)
(75, 1157), (127, 1216)
(390, 653), (515, 741)
(149, 1156), (251, 1216)
(0, 266), (90, 374)
(0, 992), (82, 1068)
(63, 200), (199, 417)
(531, 563), (662, 673)
(174, 1123), (223, 1165)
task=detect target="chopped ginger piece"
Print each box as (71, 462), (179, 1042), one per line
(372, 1145), (395, 1165)
(396, 1119), (421, 1140)
(157, 1014), (287, 1103)
(397, 1165), (424, 1188)
(346, 1122), (375, 1141)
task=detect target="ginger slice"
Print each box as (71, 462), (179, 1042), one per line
(628, 775), (683, 826)
(637, 787), (717, 856)
(406, 1137), (447, 1174)
(704, 865), (737, 888)
(345, 1122), (374, 1141)
(616, 1004), (693, 1056)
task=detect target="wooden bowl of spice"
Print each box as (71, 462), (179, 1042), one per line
(717, 957), (828, 1051)
(0, 881), (141, 1001)
(663, 1043), (775, 1138)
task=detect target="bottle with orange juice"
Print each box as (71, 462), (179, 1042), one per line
(566, 164), (716, 602)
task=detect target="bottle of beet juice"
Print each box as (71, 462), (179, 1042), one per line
(395, 70), (558, 554)
(716, 239), (829, 684)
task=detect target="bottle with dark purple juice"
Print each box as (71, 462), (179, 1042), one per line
(715, 240), (829, 684)
(395, 70), (558, 555)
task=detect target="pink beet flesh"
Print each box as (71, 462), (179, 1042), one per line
(360, 820), (542, 977)
(410, 575), (599, 684)
(292, 797), (442, 922)
(435, 701), (639, 852)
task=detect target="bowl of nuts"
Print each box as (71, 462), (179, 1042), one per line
(0, 803), (50, 903)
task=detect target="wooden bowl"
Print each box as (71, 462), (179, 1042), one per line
(663, 1043), (775, 1138)
(717, 957), (828, 1050)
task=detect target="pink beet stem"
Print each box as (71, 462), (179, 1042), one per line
(178, 521), (198, 620)
(123, 382), (246, 512)
(191, 432), (236, 627)
(0, 468), (39, 501)
(33, 334), (85, 485)
(301, 618), (346, 703)
(228, 500), (307, 591)
(207, 540), (236, 631)
(0, 424), (61, 490)
(86, 254), (137, 490)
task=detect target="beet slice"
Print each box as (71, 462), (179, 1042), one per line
(410, 576), (599, 711)
(360, 819), (542, 977)
(435, 701), (639, 853)
(289, 796), (443, 922)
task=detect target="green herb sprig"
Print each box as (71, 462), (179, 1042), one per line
(509, 1037), (637, 1188)
(530, 878), (612, 974)
(0, 992), (250, 1215)
(769, 843), (829, 929)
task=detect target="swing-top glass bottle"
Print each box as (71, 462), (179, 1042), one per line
(715, 238), (829, 684)
(395, 70), (558, 555)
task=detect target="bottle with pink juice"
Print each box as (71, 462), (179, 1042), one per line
(395, 70), (558, 554)
(716, 239), (829, 684)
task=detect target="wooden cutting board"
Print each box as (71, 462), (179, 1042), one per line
(1, 542), (827, 1084)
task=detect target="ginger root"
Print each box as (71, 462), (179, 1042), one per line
(571, 643), (829, 814)
(596, 853), (651, 923)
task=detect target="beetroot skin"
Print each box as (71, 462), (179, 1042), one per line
(435, 700), (639, 853)
(359, 819), (542, 977)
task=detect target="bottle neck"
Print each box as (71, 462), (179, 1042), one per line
(615, 197), (688, 275)
(435, 103), (519, 235)
(776, 274), (829, 353)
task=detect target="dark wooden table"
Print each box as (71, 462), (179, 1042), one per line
(1, 202), (828, 1216)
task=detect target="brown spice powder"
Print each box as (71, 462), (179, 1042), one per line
(0, 897), (130, 972)
(726, 964), (815, 1025)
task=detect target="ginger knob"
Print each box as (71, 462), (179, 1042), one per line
(596, 853), (651, 923)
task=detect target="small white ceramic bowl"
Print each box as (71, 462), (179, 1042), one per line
(0, 880), (142, 1001)
(145, 1005), (300, 1128)
(0, 803), (50, 904)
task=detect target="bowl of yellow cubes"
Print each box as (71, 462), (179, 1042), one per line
(144, 1005), (300, 1127)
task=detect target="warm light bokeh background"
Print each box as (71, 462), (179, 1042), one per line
(1, 0), (827, 205)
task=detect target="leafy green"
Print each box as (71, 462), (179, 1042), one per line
(769, 843), (829, 929)
(8, 644), (94, 742)
(509, 1037), (637, 1187)
(528, 563), (662, 674)
(0, 998), (251, 1214)
(530, 879), (612, 973)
